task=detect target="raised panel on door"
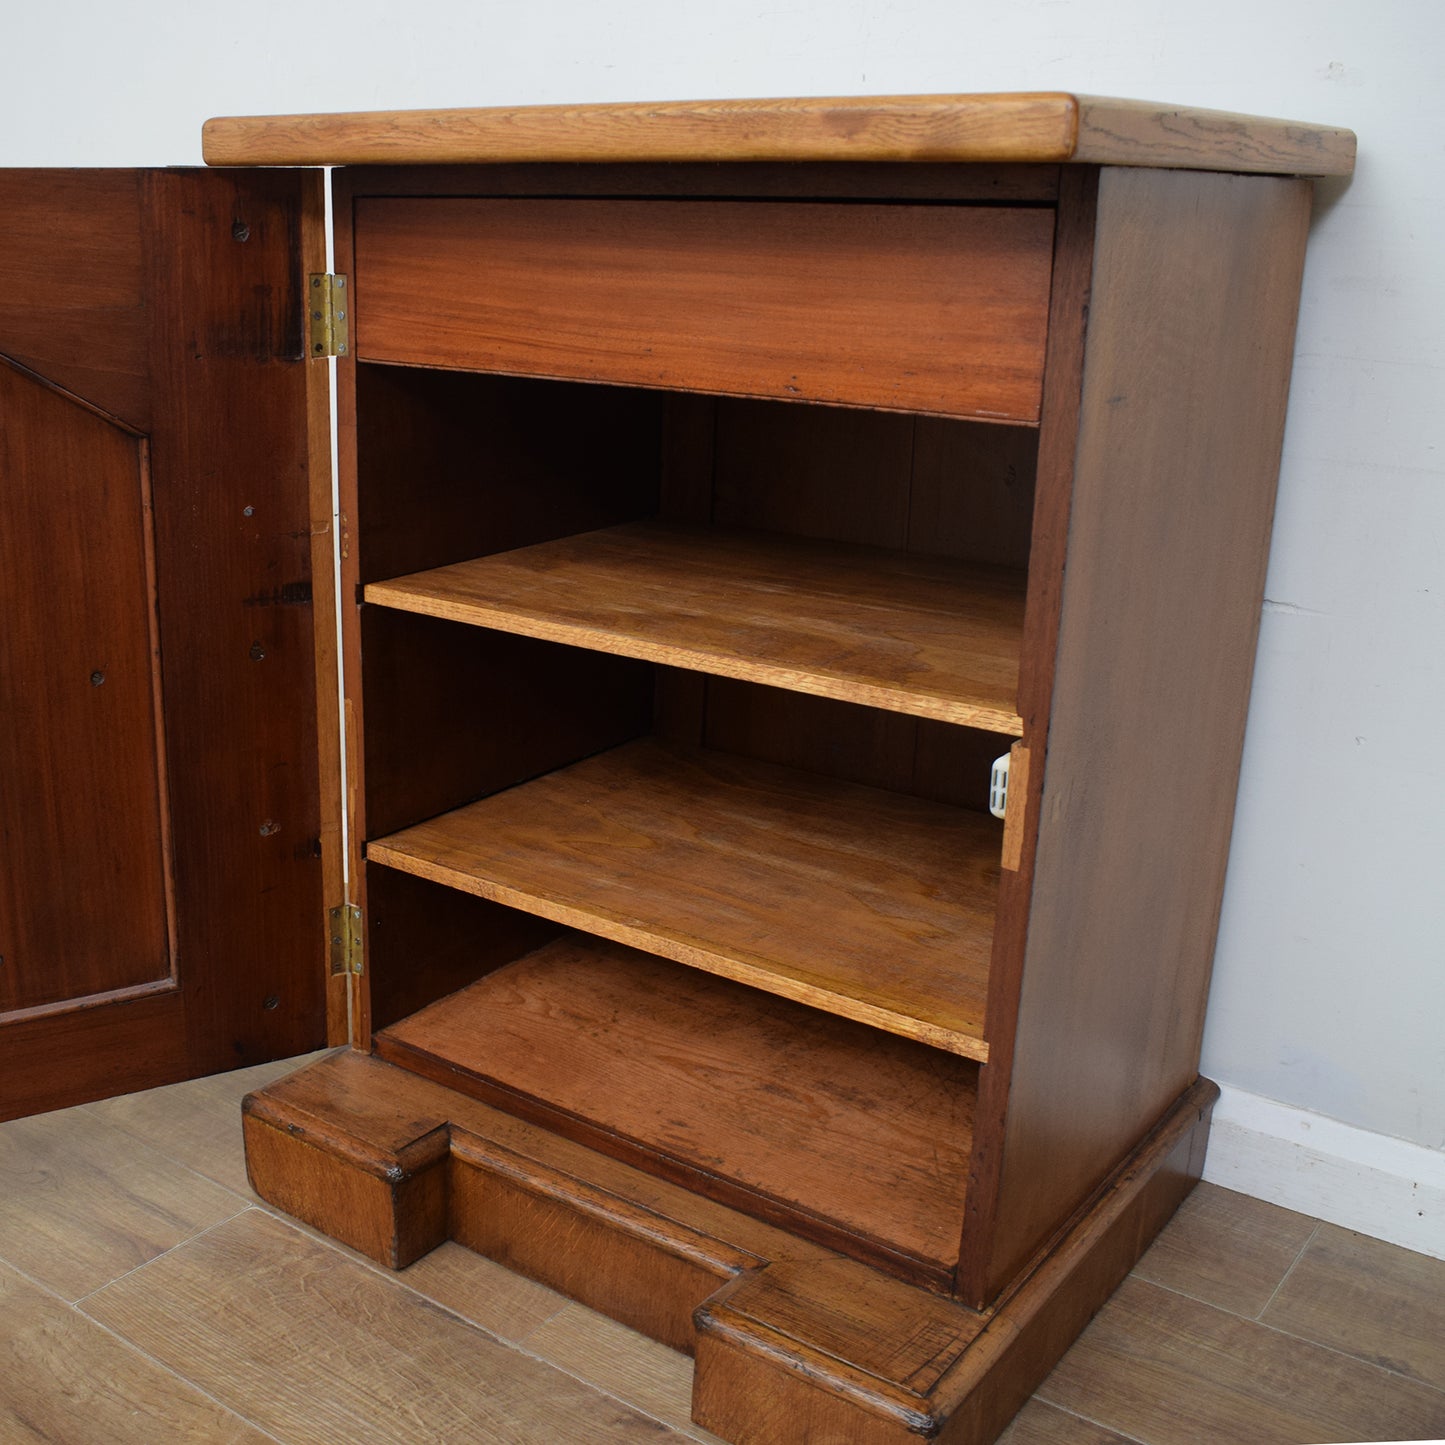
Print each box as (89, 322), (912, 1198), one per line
(0, 168), (337, 1120)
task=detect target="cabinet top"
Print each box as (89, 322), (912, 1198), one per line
(201, 92), (1355, 176)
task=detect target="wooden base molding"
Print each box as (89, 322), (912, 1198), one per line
(244, 1052), (1215, 1444)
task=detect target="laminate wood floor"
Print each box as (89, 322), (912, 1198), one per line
(1, 1053), (1441, 1444)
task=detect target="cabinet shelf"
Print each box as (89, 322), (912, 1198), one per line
(366, 739), (1000, 1060)
(373, 935), (977, 1281)
(363, 521), (1027, 735)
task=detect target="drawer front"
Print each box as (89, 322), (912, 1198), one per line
(352, 198), (1055, 422)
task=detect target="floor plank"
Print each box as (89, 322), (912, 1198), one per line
(0, 1104), (246, 1299)
(82, 1208), (690, 1444)
(522, 1302), (728, 1444)
(1131, 1181), (1317, 1318)
(1037, 1276), (1445, 1445)
(84, 1050), (335, 1197)
(0, 1259), (273, 1443)
(397, 1239), (568, 1344)
(1263, 1223), (1445, 1390)
(998, 1399), (1142, 1445)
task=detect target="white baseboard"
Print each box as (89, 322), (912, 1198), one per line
(1202, 1085), (1445, 1260)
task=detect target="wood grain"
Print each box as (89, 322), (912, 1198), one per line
(353, 197), (1054, 420)
(359, 608), (652, 839)
(0, 1106), (244, 1300)
(980, 167), (1315, 1300)
(1132, 1181), (1318, 1319)
(84, 1051), (335, 1198)
(367, 739), (1001, 1057)
(366, 522), (1027, 733)
(0, 1261), (270, 1444)
(956, 163), (1098, 1308)
(0, 167), (333, 1119)
(399, 1240), (566, 1344)
(202, 93), (1355, 176)
(523, 1304), (721, 1442)
(0, 361), (171, 1015)
(377, 937), (977, 1280)
(997, 1400), (1137, 1445)
(354, 365), (662, 585)
(0, 170), (150, 429)
(81, 1209), (687, 1444)
(1038, 1275), (1445, 1445)
(1262, 1223), (1445, 1389)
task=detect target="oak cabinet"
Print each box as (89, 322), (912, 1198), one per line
(4, 94), (1354, 1444)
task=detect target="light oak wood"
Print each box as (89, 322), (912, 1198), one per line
(1131, 1181), (1318, 1319)
(366, 521), (1027, 734)
(366, 739), (1001, 1059)
(0, 1106), (244, 1300)
(1262, 1222), (1445, 1390)
(525, 1305), (727, 1443)
(0, 1262), (271, 1444)
(1038, 1275), (1445, 1445)
(377, 937), (977, 1281)
(81, 1209), (691, 1444)
(997, 1401), (1137, 1445)
(352, 197), (1055, 420)
(241, 1051), (1214, 1444)
(203, 93), (1355, 176)
(84, 1051), (333, 1197)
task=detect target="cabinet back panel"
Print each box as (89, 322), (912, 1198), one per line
(355, 366), (663, 584)
(698, 678), (1002, 814)
(360, 611), (653, 838)
(364, 865), (562, 1033)
(353, 198), (1054, 420)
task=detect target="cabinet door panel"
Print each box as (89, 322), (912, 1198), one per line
(0, 363), (171, 1011)
(0, 169), (334, 1119)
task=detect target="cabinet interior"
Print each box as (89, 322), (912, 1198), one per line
(351, 358), (1040, 1286)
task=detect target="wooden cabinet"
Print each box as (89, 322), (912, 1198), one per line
(7, 95), (1355, 1443)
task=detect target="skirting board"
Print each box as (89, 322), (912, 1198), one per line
(1203, 1084), (1445, 1260)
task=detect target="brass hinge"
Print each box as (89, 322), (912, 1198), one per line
(328, 903), (363, 975)
(308, 274), (350, 358)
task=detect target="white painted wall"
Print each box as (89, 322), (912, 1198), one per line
(2, 4), (1440, 1164)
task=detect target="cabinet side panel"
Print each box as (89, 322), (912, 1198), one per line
(982, 168), (1312, 1297)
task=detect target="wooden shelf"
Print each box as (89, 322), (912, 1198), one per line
(374, 936), (977, 1281)
(366, 739), (999, 1060)
(364, 521), (1026, 735)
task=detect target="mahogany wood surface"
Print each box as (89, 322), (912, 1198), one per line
(243, 1050), (1214, 1444)
(366, 521), (1027, 733)
(325, 159), (1062, 202)
(0, 363), (171, 1014)
(359, 610), (652, 839)
(377, 936), (976, 1281)
(366, 739), (1000, 1058)
(981, 168), (1313, 1299)
(0, 171), (150, 430)
(352, 197), (1055, 421)
(958, 166), (1099, 1304)
(0, 169), (330, 1119)
(363, 866), (561, 1033)
(202, 93), (1355, 176)
(354, 366), (662, 584)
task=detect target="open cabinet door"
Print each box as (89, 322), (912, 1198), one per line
(0, 168), (342, 1120)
